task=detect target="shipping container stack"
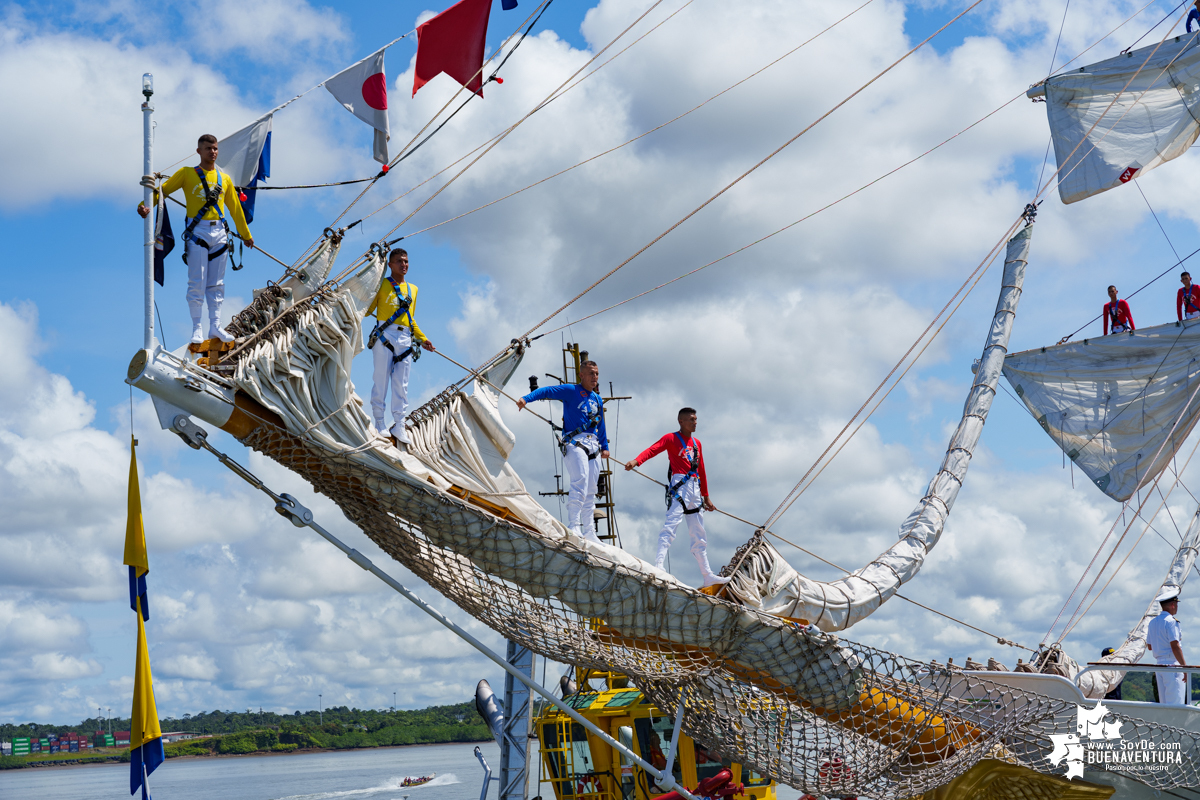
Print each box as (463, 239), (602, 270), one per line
(12, 737), (30, 756)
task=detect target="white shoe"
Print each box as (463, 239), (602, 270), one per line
(569, 525), (584, 539)
(191, 322), (205, 344)
(209, 325), (234, 343)
(583, 529), (602, 544)
(702, 574), (731, 588)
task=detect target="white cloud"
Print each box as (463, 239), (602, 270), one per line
(0, 11), (358, 211)
(0, 300), (506, 722)
(179, 0), (349, 62)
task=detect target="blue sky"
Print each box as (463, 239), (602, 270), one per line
(4, 0), (1200, 729)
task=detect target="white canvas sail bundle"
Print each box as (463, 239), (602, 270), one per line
(1032, 33), (1200, 204)
(1002, 321), (1200, 501)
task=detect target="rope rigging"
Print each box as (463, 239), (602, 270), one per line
(358, 0), (876, 243)
(358, 0), (677, 264)
(762, 8), (1200, 530)
(328, 0), (700, 241)
(487, 0), (990, 366)
(316, 0), (681, 289)
(530, 91), (1026, 340)
(281, 0), (562, 272)
(433, 344), (1032, 652)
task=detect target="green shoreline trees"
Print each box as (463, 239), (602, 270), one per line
(1, 701), (491, 769)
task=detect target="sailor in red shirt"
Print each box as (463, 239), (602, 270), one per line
(1179, 272), (1200, 321)
(1103, 285), (1135, 335)
(625, 408), (730, 587)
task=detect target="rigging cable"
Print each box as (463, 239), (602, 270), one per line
(307, 0), (561, 263)
(1121, 0), (1188, 53)
(489, 0), (991, 363)
(159, 31), (416, 176)
(509, 0), (1169, 358)
(347, 0), (704, 233)
(1056, 180), (1194, 341)
(360, 0), (678, 265)
(1036, 0), (1072, 190)
(326, 0), (682, 287)
(361, 0), (878, 238)
(763, 217), (1022, 530)
(764, 10), (1200, 530)
(531, 92), (1026, 339)
(520, 0), (1178, 341)
(613, 461), (1032, 650)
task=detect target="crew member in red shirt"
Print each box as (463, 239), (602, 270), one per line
(1103, 285), (1135, 335)
(625, 408), (729, 587)
(1179, 272), (1200, 321)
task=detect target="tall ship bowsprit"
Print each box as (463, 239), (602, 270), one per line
(127, 3), (1200, 799)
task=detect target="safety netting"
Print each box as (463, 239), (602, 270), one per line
(233, 413), (1200, 796)
(216, 237), (1199, 797)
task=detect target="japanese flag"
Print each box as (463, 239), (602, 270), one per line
(325, 48), (390, 164)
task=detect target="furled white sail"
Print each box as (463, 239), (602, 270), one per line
(1029, 33), (1200, 204)
(721, 224), (1033, 630)
(1002, 321), (1200, 502)
(1078, 504), (1200, 699)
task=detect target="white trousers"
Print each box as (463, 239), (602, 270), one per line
(371, 326), (414, 442)
(1155, 660), (1188, 705)
(656, 475), (716, 577)
(563, 435), (601, 539)
(185, 219), (228, 325)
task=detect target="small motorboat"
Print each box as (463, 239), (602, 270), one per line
(402, 774), (436, 788)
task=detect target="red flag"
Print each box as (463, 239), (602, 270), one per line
(413, 0), (492, 98)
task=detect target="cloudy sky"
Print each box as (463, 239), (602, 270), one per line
(3, 0), (1199, 728)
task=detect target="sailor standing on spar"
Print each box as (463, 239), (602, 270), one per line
(137, 134), (253, 344)
(625, 408), (730, 588)
(518, 361), (609, 544)
(1147, 589), (1189, 705)
(365, 249), (435, 449)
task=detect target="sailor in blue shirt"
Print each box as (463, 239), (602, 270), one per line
(517, 360), (609, 543)
(1147, 589), (1188, 705)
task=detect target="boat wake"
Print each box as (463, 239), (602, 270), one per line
(278, 773), (459, 800)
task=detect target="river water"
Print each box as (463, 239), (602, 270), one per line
(0, 741), (499, 800)
(0, 740), (807, 800)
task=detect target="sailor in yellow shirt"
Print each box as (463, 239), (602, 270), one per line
(138, 134), (253, 343)
(365, 249), (436, 447)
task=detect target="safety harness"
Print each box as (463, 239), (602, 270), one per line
(367, 278), (421, 365)
(181, 167), (229, 265)
(664, 432), (702, 514)
(1108, 300), (1125, 330)
(1186, 286), (1200, 316)
(558, 389), (603, 460)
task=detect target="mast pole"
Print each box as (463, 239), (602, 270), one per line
(141, 73), (155, 351)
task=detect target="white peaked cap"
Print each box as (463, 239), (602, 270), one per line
(1157, 587), (1181, 603)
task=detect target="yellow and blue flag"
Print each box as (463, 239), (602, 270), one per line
(123, 438), (163, 798)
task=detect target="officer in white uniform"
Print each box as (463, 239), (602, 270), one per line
(1147, 589), (1189, 705)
